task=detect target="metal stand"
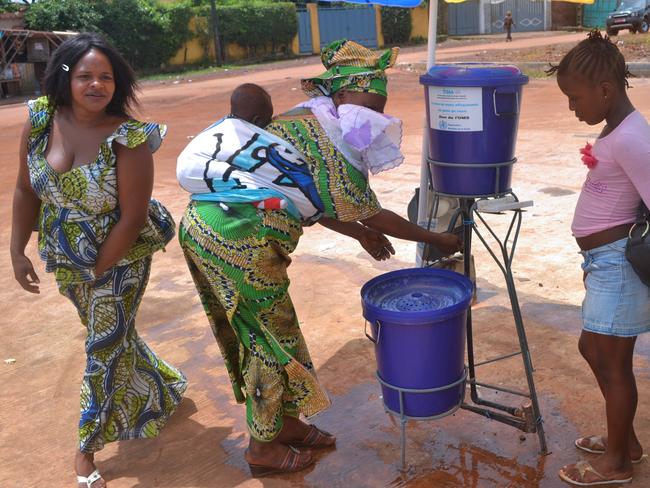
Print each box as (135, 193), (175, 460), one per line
(374, 158), (547, 469)
(422, 163), (548, 457)
(377, 368), (468, 470)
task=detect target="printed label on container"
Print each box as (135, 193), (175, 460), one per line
(428, 86), (483, 132)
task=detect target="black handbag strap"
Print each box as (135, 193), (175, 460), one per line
(631, 201), (650, 242)
(638, 201), (649, 224)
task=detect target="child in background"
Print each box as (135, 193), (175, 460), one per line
(504, 11), (514, 42)
(549, 31), (650, 486)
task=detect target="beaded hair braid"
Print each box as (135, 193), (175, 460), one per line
(546, 30), (631, 89)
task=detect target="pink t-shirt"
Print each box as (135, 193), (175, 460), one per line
(572, 110), (650, 238)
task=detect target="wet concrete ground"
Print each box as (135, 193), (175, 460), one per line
(2, 37), (650, 487)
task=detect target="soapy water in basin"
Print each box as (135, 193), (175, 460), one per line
(365, 275), (467, 313)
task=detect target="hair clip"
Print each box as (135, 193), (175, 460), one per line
(61, 64), (70, 72)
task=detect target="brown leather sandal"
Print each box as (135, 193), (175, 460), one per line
(290, 425), (336, 449)
(246, 446), (314, 477)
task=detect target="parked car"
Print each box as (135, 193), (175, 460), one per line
(606, 0), (650, 35)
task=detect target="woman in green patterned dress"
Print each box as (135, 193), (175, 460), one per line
(10, 33), (187, 487)
(178, 40), (461, 476)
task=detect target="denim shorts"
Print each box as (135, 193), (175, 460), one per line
(581, 237), (650, 337)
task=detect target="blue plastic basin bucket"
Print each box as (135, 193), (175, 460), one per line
(361, 268), (473, 418)
(420, 63), (528, 196)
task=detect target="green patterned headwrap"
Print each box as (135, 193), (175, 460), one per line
(301, 39), (399, 98)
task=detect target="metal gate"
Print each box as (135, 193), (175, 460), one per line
(583, 0), (617, 28)
(490, 0), (545, 33)
(318, 6), (378, 49)
(448, 0), (480, 35)
(297, 8), (313, 54)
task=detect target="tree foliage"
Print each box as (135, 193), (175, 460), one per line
(218, 3), (297, 52)
(24, 0), (104, 32)
(0, 0), (19, 13)
(23, 0), (193, 70)
(21, 0), (298, 68)
(97, 0), (193, 70)
(195, 2), (297, 59)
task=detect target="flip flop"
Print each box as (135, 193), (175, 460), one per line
(290, 424), (336, 449)
(246, 445), (314, 478)
(77, 469), (104, 487)
(575, 435), (648, 464)
(575, 436), (606, 455)
(559, 460), (632, 486)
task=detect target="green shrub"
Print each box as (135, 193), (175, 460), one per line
(24, 0), (193, 71)
(98, 0), (193, 70)
(0, 0), (20, 13)
(410, 35), (427, 45)
(24, 0), (104, 32)
(196, 2), (297, 59)
(381, 7), (412, 45)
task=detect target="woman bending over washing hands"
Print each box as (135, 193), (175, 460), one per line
(177, 39), (461, 477)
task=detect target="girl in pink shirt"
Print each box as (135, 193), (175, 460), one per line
(549, 31), (650, 486)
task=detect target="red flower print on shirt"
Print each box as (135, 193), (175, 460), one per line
(580, 142), (598, 169)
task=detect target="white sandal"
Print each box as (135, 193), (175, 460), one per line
(77, 469), (104, 487)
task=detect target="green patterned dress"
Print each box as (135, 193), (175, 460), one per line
(26, 97), (188, 453)
(179, 110), (381, 441)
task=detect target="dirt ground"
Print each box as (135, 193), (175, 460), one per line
(434, 38), (649, 64)
(432, 30), (650, 64)
(2, 31), (650, 488)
